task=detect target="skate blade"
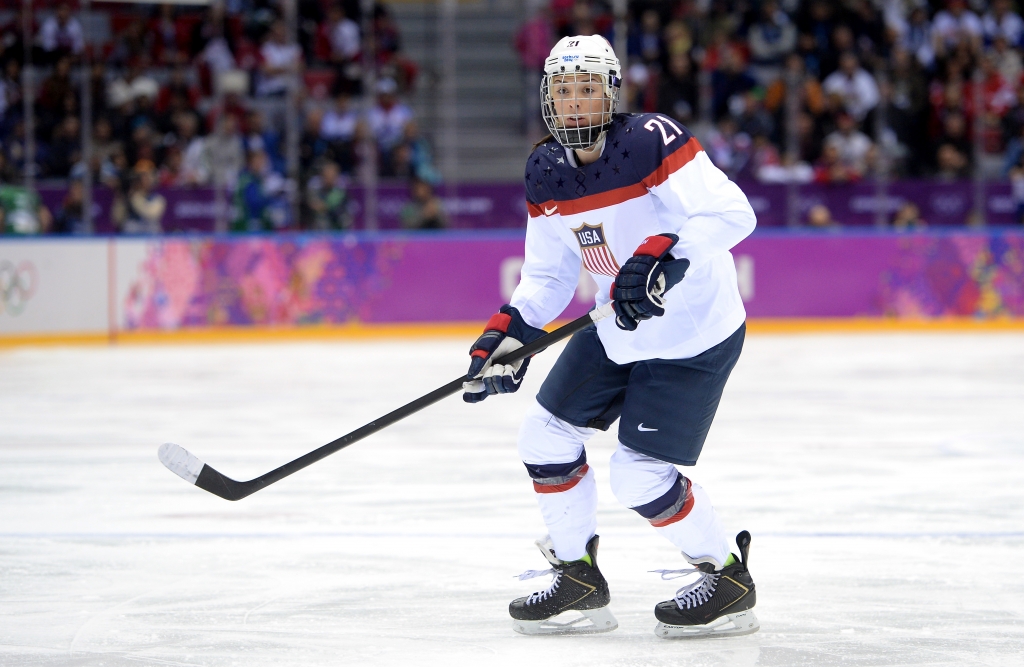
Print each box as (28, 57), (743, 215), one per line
(512, 607), (618, 636)
(655, 610), (759, 639)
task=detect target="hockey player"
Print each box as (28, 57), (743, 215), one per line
(463, 35), (758, 638)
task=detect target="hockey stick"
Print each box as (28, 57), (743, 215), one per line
(158, 303), (616, 501)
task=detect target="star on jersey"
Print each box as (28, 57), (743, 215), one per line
(571, 223), (621, 277)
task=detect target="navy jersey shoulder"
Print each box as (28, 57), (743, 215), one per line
(524, 114), (698, 205)
(614, 113), (698, 180)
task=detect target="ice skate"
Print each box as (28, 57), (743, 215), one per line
(510, 534), (618, 635)
(653, 530), (759, 639)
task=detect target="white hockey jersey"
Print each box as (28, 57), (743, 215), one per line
(510, 113), (756, 364)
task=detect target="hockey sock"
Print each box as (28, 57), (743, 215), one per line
(649, 479), (731, 567)
(526, 453), (598, 562)
(610, 445), (731, 567)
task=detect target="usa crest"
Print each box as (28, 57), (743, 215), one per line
(572, 223), (620, 277)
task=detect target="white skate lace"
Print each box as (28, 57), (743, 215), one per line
(515, 567), (562, 605)
(651, 567), (719, 610)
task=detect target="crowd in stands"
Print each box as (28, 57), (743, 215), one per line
(4, 1), (1024, 234)
(0, 0), (442, 234)
(518, 0), (1024, 193)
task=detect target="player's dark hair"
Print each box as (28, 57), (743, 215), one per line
(532, 133), (555, 151)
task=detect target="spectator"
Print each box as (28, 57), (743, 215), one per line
(992, 35), (1023, 85)
(1010, 154), (1024, 224)
(321, 92), (360, 144)
(0, 181), (51, 235)
(374, 4), (402, 60)
(935, 142), (970, 179)
(47, 115), (81, 178)
(0, 10), (27, 67)
(151, 3), (183, 66)
(155, 66), (200, 118)
(110, 17), (153, 69)
(0, 60), (22, 133)
(711, 46), (757, 120)
(796, 0), (837, 77)
(932, 0), (982, 58)
(891, 202), (927, 231)
(245, 110), (285, 175)
(814, 143), (862, 183)
(658, 53), (699, 125)
(389, 120), (440, 183)
(158, 145), (186, 188)
(704, 116), (752, 177)
(734, 89), (775, 142)
(256, 20), (302, 98)
(0, 152), (18, 184)
(822, 51), (880, 122)
(369, 78), (413, 156)
(933, 111), (972, 176)
(748, 0), (797, 85)
(806, 203), (841, 230)
(176, 113), (209, 186)
(899, 6), (936, 70)
(53, 179), (88, 235)
(305, 160), (350, 230)
(400, 178), (446, 230)
(204, 114), (245, 190)
(983, 0), (1024, 47)
(662, 16), (693, 61)
(515, 6), (555, 137)
(38, 2), (84, 65)
(628, 9), (664, 69)
(765, 52), (825, 125)
(121, 162), (166, 235)
(756, 152), (814, 184)
(324, 3), (362, 94)
(823, 112), (875, 179)
(37, 55), (75, 121)
(747, 132), (782, 180)
(232, 149), (290, 232)
(300, 106), (329, 173)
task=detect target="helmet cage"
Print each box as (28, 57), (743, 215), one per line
(541, 70), (621, 150)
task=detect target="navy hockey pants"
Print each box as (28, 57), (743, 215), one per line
(536, 322), (745, 466)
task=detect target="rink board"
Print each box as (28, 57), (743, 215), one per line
(2, 230), (1023, 341)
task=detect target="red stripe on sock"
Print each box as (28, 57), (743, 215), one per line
(533, 464), (590, 494)
(649, 488), (695, 527)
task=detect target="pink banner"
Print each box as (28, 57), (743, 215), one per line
(119, 230), (1024, 331)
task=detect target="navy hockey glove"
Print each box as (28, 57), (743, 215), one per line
(463, 305), (547, 403)
(611, 233), (690, 331)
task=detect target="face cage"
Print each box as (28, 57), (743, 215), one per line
(541, 72), (621, 150)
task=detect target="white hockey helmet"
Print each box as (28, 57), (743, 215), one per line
(541, 35), (622, 150)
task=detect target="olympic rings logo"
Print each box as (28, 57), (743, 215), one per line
(0, 260), (38, 317)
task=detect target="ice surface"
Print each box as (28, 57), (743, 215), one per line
(1, 333), (1023, 666)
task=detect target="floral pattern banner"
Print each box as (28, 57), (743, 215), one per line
(119, 231), (1024, 331)
(123, 236), (407, 329)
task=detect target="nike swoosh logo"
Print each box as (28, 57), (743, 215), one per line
(638, 424), (658, 432)
(544, 206), (557, 215)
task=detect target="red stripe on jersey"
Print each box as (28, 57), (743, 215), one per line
(649, 488), (695, 527)
(526, 138), (703, 218)
(533, 464), (590, 494)
(642, 137), (702, 190)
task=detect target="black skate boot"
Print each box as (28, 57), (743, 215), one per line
(509, 534), (618, 635)
(653, 530), (759, 639)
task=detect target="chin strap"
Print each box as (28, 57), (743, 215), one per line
(568, 131), (608, 166)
